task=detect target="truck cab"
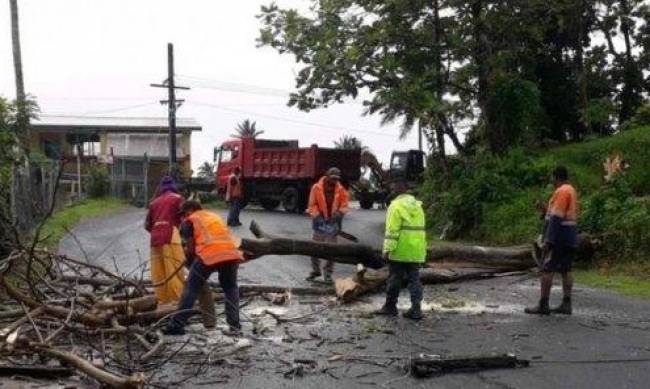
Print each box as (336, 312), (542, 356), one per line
(389, 149), (426, 182)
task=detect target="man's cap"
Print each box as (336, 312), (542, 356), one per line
(159, 175), (177, 193)
(326, 167), (341, 179)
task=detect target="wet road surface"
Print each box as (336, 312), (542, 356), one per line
(58, 205), (650, 389)
(59, 203), (385, 285)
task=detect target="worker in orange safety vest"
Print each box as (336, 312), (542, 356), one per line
(306, 167), (350, 283)
(163, 200), (247, 336)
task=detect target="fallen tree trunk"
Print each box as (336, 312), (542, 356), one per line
(244, 221), (595, 270)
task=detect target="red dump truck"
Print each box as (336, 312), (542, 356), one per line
(214, 138), (360, 213)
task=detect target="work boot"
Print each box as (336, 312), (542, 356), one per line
(162, 323), (186, 336)
(403, 304), (423, 321)
(373, 304), (398, 317)
(524, 297), (550, 315)
(306, 271), (321, 281)
(551, 297), (572, 315)
(222, 326), (243, 337)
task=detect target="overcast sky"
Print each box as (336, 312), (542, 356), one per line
(0, 0), (420, 170)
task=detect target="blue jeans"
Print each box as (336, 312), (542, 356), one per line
(386, 261), (423, 308)
(227, 198), (242, 226)
(170, 259), (240, 330)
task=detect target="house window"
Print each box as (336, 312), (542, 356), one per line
(73, 141), (100, 157)
(41, 140), (61, 159)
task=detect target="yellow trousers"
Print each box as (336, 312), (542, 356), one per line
(150, 227), (187, 304)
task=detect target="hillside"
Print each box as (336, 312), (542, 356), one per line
(425, 125), (650, 262)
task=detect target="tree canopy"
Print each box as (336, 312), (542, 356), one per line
(258, 0), (650, 157)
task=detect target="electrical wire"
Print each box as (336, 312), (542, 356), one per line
(176, 74), (290, 97)
(188, 100), (399, 138)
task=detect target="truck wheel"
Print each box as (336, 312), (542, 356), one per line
(359, 191), (374, 210)
(260, 198), (280, 211)
(359, 197), (374, 210)
(282, 187), (302, 213)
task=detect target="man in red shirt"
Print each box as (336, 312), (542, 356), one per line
(145, 176), (186, 304)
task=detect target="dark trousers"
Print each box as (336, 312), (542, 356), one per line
(227, 198), (242, 226)
(386, 261), (423, 308)
(170, 260), (240, 330)
(310, 231), (336, 276)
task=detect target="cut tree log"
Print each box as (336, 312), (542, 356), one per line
(410, 353), (529, 377)
(334, 267), (532, 303)
(0, 364), (73, 378)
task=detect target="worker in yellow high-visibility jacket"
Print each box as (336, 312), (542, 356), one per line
(374, 179), (427, 320)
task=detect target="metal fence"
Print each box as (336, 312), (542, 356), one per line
(110, 155), (151, 207)
(9, 160), (62, 232)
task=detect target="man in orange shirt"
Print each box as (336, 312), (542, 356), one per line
(307, 167), (350, 283)
(163, 200), (245, 336)
(526, 166), (578, 315)
(226, 166), (243, 227)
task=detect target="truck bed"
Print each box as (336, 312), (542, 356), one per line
(243, 140), (360, 182)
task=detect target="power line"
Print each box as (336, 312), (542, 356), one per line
(176, 74), (289, 97)
(188, 100), (399, 138)
(76, 102), (159, 115)
(38, 96), (154, 101)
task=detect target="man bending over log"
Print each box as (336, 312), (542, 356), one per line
(526, 166), (578, 315)
(163, 200), (246, 336)
(374, 180), (427, 320)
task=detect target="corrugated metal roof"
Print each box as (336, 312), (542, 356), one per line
(31, 114), (201, 132)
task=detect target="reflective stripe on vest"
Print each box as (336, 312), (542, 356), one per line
(188, 210), (242, 266)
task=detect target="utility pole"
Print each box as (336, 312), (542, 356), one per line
(151, 43), (189, 176)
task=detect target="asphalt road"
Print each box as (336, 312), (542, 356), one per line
(58, 203), (386, 285)
(58, 204), (650, 389)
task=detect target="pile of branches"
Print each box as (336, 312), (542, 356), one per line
(0, 248), (201, 388)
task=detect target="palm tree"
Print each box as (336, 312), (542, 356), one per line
(333, 135), (367, 151)
(232, 119), (264, 138)
(196, 161), (215, 180)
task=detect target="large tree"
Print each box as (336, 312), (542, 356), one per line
(258, 0), (466, 158)
(259, 0), (648, 155)
(594, 0), (648, 124)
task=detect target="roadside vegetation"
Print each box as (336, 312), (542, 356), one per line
(40, 198), (126, 250)
(422, 122), (650, 298)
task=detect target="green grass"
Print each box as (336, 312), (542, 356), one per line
(574, 268), (650, 299)
(39, 197), (127, 250)
(480, 125), (650, 244)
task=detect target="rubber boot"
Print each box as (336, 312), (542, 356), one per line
(403, 304), (423, 321)
(162, 322), (186, 336)
(524, 297), (550, 315)
(306, 271), (321, 281)
(551, 297), (572, 315)
(373, 304), (398, 317)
